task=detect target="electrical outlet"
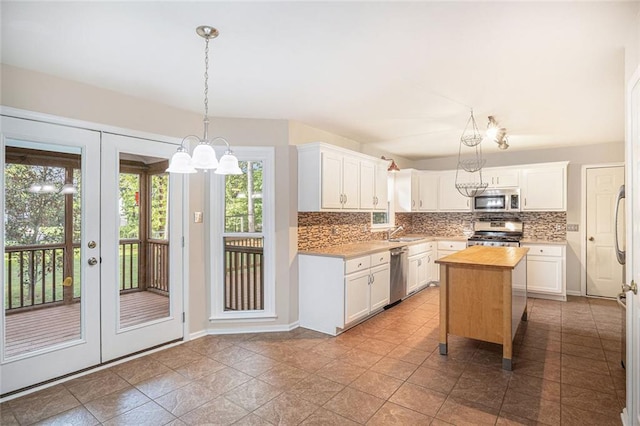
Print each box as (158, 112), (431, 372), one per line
(363, 225), (368, 232)
(567, 224), (579, 232)
(194, 212), (203, 223)
(331, 226), (338, 235)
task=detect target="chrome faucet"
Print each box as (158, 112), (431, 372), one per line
(387, 225), (404, 240)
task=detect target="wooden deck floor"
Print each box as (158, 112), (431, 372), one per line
(4, 291), (169, 358)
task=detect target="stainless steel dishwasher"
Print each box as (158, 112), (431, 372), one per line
(387, 246), (408, 308)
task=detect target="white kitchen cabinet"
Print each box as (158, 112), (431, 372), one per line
(435, 240), (467, 282)
(299, 251), (390, 336)
(298, 143), (391, 212)
(438, 171), (472, 211)
(484, 167), (520, 188)
(394, 170), (437, 212)
(407, 242), (433, 295)
(521, 243), (566, 301)
(520, 162), (568, 211)
(361, 160), (389, 211)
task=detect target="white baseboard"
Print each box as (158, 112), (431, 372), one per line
(566, 290), (583, 297)
(201, 321), (300, 336)
(189, 329), (209, 341)
(528, 292), (567, 302)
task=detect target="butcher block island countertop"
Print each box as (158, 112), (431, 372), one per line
(436, 246), (529, 371)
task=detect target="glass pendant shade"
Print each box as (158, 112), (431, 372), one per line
(191, 143), (219, 169)
(215, 152), (242, 175)
(166, 150), (197, 173)
(59, 183), (77, 194)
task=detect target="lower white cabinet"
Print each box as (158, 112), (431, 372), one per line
(521, 243), (566, 300)
(299, 251), (390, 336)
(435, 240), (467, 282)
(407, 242), (434, 295)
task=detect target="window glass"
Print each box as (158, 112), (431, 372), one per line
(225, 161), (263, 233)
(150, 173), (169, 240)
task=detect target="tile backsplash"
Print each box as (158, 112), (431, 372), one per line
(298, 211), (566, 250)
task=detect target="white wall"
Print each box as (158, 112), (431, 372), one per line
(1, 64), (298, 335)
(414, 142), (625, 295)
(289, 120), (413, 169)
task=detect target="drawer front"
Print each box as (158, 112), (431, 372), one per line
(370, 251), (390, 267)
(345, 255), (371, 274)
(409, 243), (428, 256)
(437, 240), (467, 251)
(523, 245), (563, 257)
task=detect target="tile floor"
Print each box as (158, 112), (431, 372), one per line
(0, 288), (626, 425)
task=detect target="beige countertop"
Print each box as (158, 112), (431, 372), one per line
(436, 246), (529, 269)
(299, 235), (467, 259)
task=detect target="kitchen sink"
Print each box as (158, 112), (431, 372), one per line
(388, 237), (424, 242)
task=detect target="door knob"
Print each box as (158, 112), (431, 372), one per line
(588, 236), (595, 241)
(88, 257), (98, 266)
(622, 280), (637, 295)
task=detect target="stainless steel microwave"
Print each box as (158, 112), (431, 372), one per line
(473, 188), (521, 212)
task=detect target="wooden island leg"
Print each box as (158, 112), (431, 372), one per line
(439, 264), (448, 355)
(502, 269), (513, 371)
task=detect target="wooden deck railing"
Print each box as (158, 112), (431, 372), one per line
(5, 240), (169, 312)
(4, 243), (80, 312)
(224, 237), (264, 311)
(148, 240), (169, 293)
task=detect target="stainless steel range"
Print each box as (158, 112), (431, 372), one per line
(467, 219), (523, 247)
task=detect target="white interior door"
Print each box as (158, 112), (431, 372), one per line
(624, 67), (640, 426)
(586, 166), (624, 297)
(0, 116), (101, 394)
(100, 133), (184, 361)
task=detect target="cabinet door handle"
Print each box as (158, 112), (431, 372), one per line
(371, 274), (375, 283)
(497, 177), (500, 185)
(420, 200), (423, 207)
(412, 200), (415, 207)
(344, 194), (348, 204)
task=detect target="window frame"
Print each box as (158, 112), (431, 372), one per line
(207, 147), (275, 321)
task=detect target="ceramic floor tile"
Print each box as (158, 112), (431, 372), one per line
(450, 375), (509, 410)
(386, 344), (430, 365)
(84, 387), (150, 423)
(150, 345), (203, 369)
(560, 383), (622, 417)
(178, 396), (248, 425)
(253, 393), (319, 425)
(561, 342), (606, 361)
(32, 406), (99, 426)
(507, 372), (561, 403)
(513, 358), (561, 382)
(353, 338), (398, 356)
(341, 348), (383, 369)
(111, 356), (171, 385)
(8, 385), (81, 425)
(65, 370), (130, 404)
(407, 365), (460, 394)
(366, 401), (432, 425)
(232, 353), (281, 377)
(102, 401), (175, 426)
(232, 413), (274, 426)
(500, 389), (561, 425)
(196, 367), (252, 397)
(154, 382), (218, 417)
(560, 353), (610, 375)
(315, 359), (366, 385)
(257, 363), (310, 389)
(223, 378), (282, 411)
(370, 356), (419, 381)
(323, 387), (385, 424)
(561, 404), (622, 426)
(349, 370), (403, 400)
(299, 407), (359, 425)
(435, 396), (500, 426)
(388, 382), (447, 417)
(134, 370), (192, 399)
(560, 366), (616, 394)
(285, 374), (344, 405)
(210, 345), (257, 366)
(0, 405), (19, 426)
(173, 355), (227, 380)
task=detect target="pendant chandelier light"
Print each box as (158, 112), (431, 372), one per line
(487, 116), (509, 150)
(167, 26), (242, 175)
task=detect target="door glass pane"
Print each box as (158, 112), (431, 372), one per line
(3, 142), (82, 358)
(223, 160), (264, 311)
(118, 155), (170, 328)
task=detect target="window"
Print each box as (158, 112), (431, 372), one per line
(371, 175), (395, 230)
(208, 148), (274, 320)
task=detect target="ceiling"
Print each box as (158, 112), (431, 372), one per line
(1, 1), (637, 159)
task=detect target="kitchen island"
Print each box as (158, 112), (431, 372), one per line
(436, 245), (528, 370)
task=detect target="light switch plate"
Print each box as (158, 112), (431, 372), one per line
(194, 212), (203, 223)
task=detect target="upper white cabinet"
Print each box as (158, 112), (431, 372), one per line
(438, 171), (471, 211)
(484, 167), (519, 188)
(298, 143), (388, 212)
(395, 170), (438, 212)
(521, 162), (568, 211)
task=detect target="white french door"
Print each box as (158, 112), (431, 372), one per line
(0, 115), (184, 395)
(100, 133), (183, 361)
